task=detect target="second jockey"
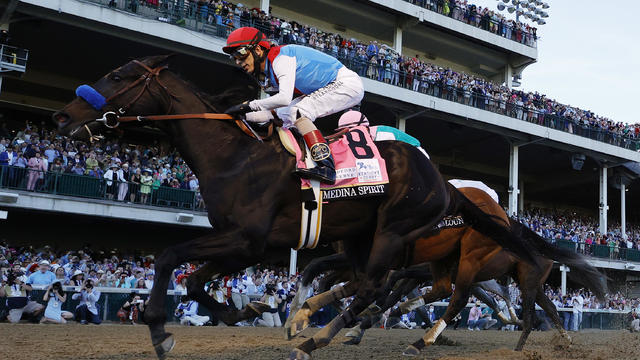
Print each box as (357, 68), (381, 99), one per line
(222, 27), (364, 184)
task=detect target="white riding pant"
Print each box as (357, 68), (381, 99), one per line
(180, 314), (210, 326)
(276, 67), (364, 128)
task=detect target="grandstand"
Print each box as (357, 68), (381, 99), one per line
(1, 0), (640, 303)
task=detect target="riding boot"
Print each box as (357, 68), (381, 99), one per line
(294, 117), (336, 184)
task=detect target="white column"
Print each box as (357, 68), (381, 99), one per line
(621, 183), (627, 240)
(397, 117), (406, 132)
(393, 21), (403, 54)
(508, 144), (519, 217)
(518, 179), (524, 214)
(559, 265), (570, 296)
(504, 64), (513, 89)
(599, 166), (608, 234)
(289, 249), (297, 276)
(260, 0), (270, 14)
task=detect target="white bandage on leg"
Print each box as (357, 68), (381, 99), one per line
(294, 117), (317, 135)
(245, 110), (275, 123)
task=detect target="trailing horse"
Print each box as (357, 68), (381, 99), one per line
(53, 56), (539, 359)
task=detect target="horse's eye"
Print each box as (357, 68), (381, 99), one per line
(111, 75), (122, 82)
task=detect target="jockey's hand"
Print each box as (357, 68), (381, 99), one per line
(224, 102), (252, 118)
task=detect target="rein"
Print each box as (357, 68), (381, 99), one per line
(75, 60), (272, 142)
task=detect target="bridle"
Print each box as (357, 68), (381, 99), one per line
(73, 60), (271, 143)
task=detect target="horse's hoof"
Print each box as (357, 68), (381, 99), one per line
(288, 348), (312, 360)
(343, 338), (361, 346)
(247, 301), (271, 316)
(344, 328), (360, 338)
(402, 345), (420, 356)
(153, 334), (175, 359)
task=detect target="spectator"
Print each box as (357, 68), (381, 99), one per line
(26, 151), (45, 191)
(140, 169), (153, 204)
(571, 290), (584, 331)
(26, 260), (56, 286)
(174, 295), (210, 326)
(71, 279), (101, 324)
(117, 293), (144, 324)
(70, 270), (85, 286)
(629, 308), (640, 332)
(467, 301), (482, 330)
(40, 280), (73, 324)
(256, 283), (282, 327)
(228, 273), (249, 310)
(0, 269), (44, 323)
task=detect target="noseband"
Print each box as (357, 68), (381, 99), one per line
(74, 60), (270, 142)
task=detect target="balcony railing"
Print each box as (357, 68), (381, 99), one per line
(0, 44), (28, 75)
(554, 239), (640, 263)
(0, 165), (204, 211)
(73, 1), (639, 151)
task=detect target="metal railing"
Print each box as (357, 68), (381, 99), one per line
(0, 165), (204, 211)
(554, 239), (640, 263)
(79, 0), (638, 150)
(401, 0), (538, 48)
(0, 44), (28, 73)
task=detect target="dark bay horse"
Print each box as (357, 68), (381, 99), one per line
(287, 187), (607, 355)
(53, 56), (539, 359)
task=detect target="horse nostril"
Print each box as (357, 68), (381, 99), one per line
(53, 111), (70, 125)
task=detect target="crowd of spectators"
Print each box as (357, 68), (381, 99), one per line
(162, 0), (636, 147)
(0, 120), (205, 209)
(2, 239), (640, 330)
(518, 207), (640, 258)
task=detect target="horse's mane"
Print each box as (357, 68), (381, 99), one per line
(171, 70), (259, 112)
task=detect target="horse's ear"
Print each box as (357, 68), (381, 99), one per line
(146, 54), (176, 68)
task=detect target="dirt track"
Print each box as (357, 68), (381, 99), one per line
(1, 323), (639, 360)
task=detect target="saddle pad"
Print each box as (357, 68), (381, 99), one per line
(279, 126), (389, 201)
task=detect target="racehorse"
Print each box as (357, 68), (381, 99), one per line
(286, 187), (607, 355)
(53, 56), (539, 359)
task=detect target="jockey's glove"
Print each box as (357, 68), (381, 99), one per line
(224, 102), (252, 118)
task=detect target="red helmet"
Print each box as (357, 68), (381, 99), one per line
(223, 27), (271, 55)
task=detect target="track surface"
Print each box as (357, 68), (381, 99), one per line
(1, 323), (639, 359)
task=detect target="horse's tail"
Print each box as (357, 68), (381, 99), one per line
(451, 187), (538, 266)
(510, 220), (608, 300)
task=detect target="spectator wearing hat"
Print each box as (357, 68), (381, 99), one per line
(41, 280), (73, 324)
(104, 163), (123, 200)
(70, 270), (84, 287)
(53, 265), (69, 285)
(72, 279), (101, 324)
(26, 260), (56, 286)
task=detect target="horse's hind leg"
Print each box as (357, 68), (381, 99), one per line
(145, 229), (256, 359)
(535, 286), (571, 344)
(186, 262), (269, 326)
(514, 273), (538, 351)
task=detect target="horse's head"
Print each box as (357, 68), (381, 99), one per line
(53, 55), (173, 141)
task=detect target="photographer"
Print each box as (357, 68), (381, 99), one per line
(41, 280), (73, 324)
(0, 269), (44, 323)
(71, 279), (101, 324)
(117, 293), (147, 324)
(256, 283), (282, 327)
(174, 295), (210, 326)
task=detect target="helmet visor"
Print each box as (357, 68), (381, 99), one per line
(230, 46), (251, 61)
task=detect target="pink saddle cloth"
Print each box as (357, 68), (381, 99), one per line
(283, 126), (389, 201)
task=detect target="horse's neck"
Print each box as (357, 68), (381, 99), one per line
(165, 91), (293, 228)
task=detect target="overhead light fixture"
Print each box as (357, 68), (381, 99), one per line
(501, 0), (510, 3)
(497, 3), (506, 11)
(540, 11), (548, 18)
(535, 0), (543, 5)
(512, 0), (520, 5)
(527, 3), (536, 11)
(507, 5), (516, 13)
(536, 19), (546, 25)
(542, 2), (550, 9)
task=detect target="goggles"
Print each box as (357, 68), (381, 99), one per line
(230, 46), (251, 61)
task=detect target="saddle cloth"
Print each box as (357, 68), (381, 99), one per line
(434, 180), (500, 230)
(279, 125), (389, 201)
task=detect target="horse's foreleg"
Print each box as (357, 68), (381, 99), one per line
(390, 264), (452, 318)
(186, 263), (270, 326)
(514, 276), (537, 351)
(146, 228), (256, 359)
(286, 280), (359, 339)
(286, 253), (351, 338)
(402, 263), (469, 356)
(477, 279), (521, 326)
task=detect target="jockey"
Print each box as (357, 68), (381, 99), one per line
(222, 27), (364, 184)
(337, 110), (430, 159)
